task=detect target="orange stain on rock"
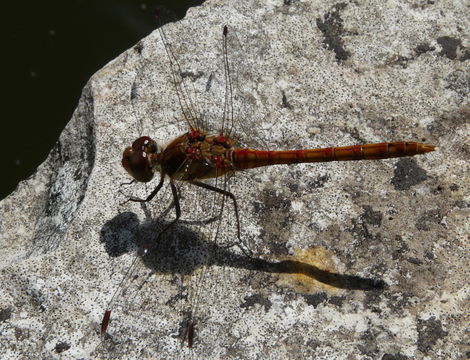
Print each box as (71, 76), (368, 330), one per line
(276, 246), (343, 295)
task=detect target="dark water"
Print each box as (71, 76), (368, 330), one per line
(1, 0), (204, 200)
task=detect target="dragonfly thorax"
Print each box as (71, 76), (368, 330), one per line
(122, 136), (162, 183)
(157, 129), (237, 181)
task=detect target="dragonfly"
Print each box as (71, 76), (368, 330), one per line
(101, 21), (435, 349)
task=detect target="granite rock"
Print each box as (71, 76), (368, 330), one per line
(0, 1), (468, 359)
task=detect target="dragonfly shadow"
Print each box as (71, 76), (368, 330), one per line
(100, 212), (386, 291)
(227, 255), (387, 291)
(100, 211), (208, 276)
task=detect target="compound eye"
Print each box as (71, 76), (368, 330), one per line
(130, 150), (148, 170)
(122, 147), (154, 183)
(131, 136), (159, 154)
(132, 136), (153, 151)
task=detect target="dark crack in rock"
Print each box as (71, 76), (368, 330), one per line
(437, 36), (470, 61)
(415, 43), (435, 56)
(415, 209), (444, 231)
(444, 70), (470, 100)
(417, 317), (448, 353)
(308, 174), (330, 189)
(361, 205), (383, 228)
(304, 292), (327, 307)
(382, 354), (410, 360)
(240, 294), (272, 312)
(0, 307), (12, 322)
(391, 158), (428, 190)
(316, 3), (351, 62)
(54, 342), (71, 354)
(253, 188), (293, 255)
(327, 296), (345, 307)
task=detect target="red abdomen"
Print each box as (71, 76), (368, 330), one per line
(233, 142), (435, 170)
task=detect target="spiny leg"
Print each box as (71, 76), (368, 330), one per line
(120, 169), (181, 238)
(120, 172), (165, 205)
(157, 179), (181, 240)
(120, 179), (135, 187)
(189, 180), (252, 256)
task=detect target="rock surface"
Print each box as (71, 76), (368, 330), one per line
(0, 1), (468, 359)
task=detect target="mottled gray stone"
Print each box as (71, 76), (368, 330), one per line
(0, 1), (468, 359)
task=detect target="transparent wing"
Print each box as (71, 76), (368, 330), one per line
(156, 16), (203, 132)
(172, 23), (272, 150)
(220, 25), (270, 149)
(103, 20), (261, 351)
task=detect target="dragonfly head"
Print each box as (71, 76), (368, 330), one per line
(122, 136), (161, 182)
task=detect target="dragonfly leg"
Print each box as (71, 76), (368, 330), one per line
(156, 179), (181, 239)
(189, 180), (252, 256)
(120, 172), (165, 205)
(120, 179), (135, 187)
